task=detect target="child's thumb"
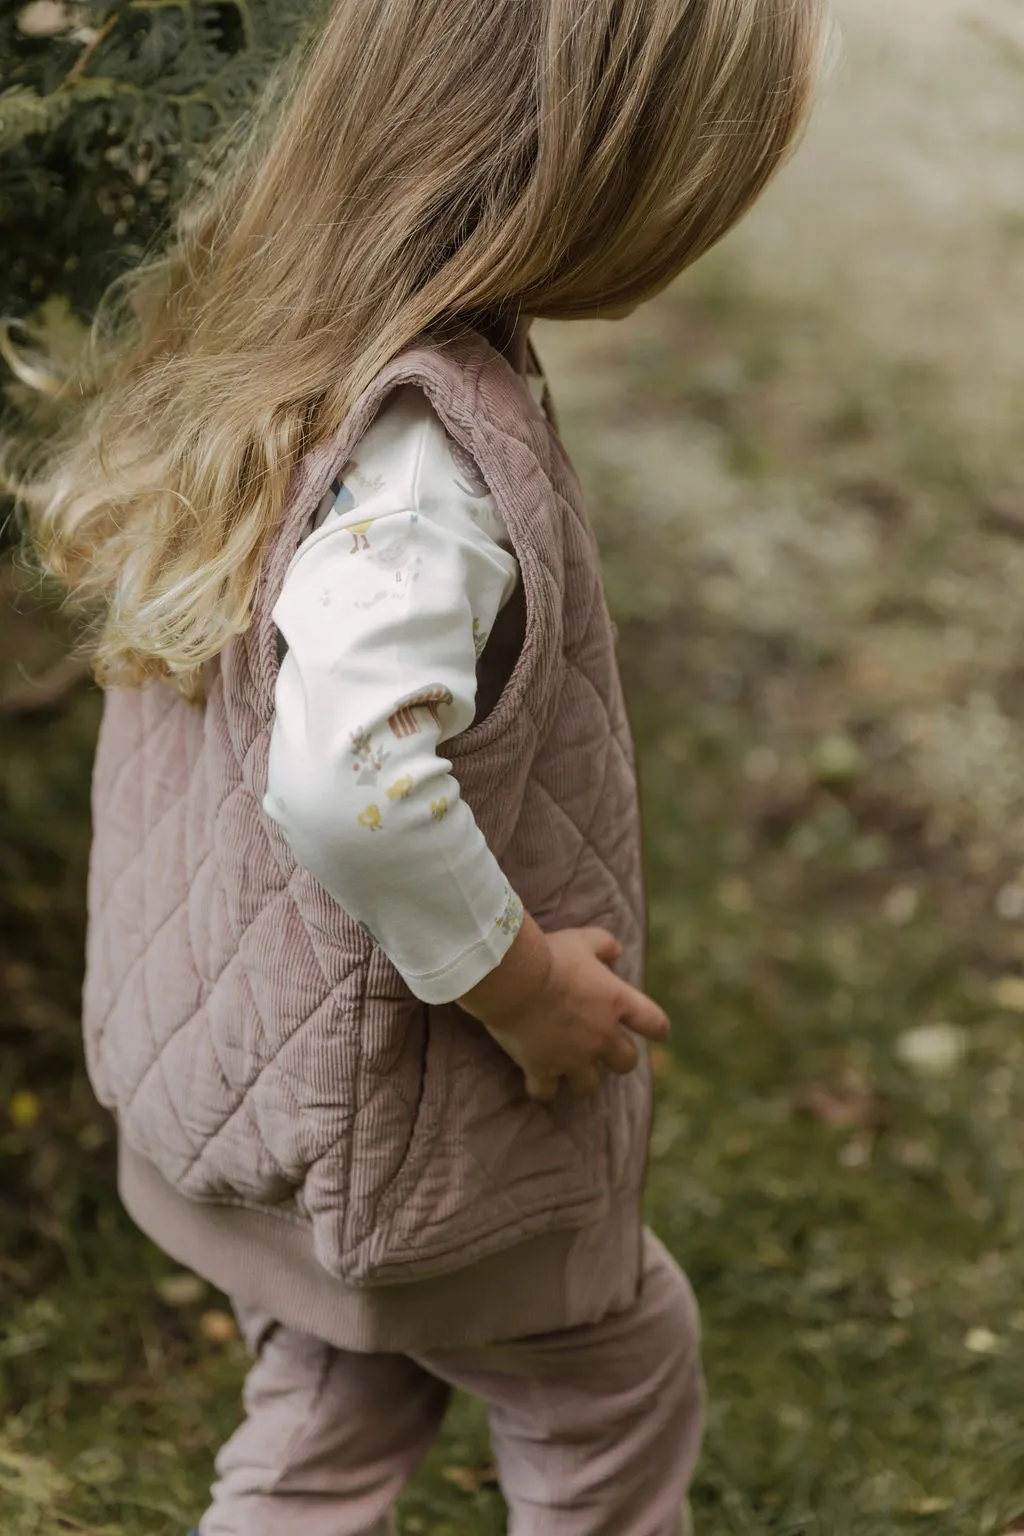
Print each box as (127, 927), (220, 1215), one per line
(582, 927), (624, 965)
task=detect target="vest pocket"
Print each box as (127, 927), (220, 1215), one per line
(341, 1002), (616, 1283)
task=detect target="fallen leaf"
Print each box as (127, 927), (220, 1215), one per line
(794, 1061), (884, 1131)
(838, 1132), (874, 1169)
(199, 1310), (238, 1343)
(156, 1272), (207, 1308)
(883, 885), (919, 926)
(895, 1024), (967, 1078)
(893, 1138), (936, 1171)
(991, 976), (1024, 1013)
(442, 1465), (499, 1494)
(795, 1081), (883, 1130)
(8, 1090), (41, 1129)
(909, 1497), (953, 1515)
(810, 733), (863, 786)
(995, 882), (1024, 921)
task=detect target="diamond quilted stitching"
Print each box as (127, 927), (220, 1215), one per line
(86, 334), (648, 1284)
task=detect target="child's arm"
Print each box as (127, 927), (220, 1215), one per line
(265, 391), (530, 1002)
(264, 391), (668, 1098)
(265, 478), (522, 1004)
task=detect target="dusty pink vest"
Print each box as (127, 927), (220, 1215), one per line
(83, 332), (650, 1286)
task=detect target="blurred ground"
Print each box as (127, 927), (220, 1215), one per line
(3, 1), (1024, 1532)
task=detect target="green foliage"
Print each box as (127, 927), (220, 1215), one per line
(0, 1), (315, 323)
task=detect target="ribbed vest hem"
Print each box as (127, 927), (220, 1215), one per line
(118, 1138), (645, 1353)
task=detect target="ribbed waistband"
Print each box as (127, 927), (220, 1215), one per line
(118, 1138), (644, 1353)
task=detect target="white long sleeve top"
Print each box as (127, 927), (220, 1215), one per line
(263, 380), (543, 1004)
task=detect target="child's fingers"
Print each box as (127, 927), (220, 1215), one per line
(618, 985), (670, 1041)
(601, 1028), (640, 1077)
(525, 1071), (560, 1103)
(580, 927), (624, 966)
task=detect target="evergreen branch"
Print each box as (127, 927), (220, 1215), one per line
(0, 80), (115, 156)
(0, 88), (58, 155)
(64, 15), (121, 87)
(0, 0), (313, 319)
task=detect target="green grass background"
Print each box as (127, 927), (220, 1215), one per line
(4, 3), (1024, 1530)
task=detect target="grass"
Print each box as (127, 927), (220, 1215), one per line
(4, 561), (1024, 1534)
(5, 213), (1024, 1536)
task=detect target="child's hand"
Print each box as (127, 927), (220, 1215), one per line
(459, 913), (670, 1101)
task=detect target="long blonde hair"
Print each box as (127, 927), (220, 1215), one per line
(8, 0), (831, 699)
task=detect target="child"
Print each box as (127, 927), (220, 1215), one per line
(13, 1), (829, 1530)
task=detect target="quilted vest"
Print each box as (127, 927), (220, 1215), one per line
(82, 331), (650, 1287)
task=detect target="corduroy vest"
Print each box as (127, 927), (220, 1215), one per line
(83, 332), (649, 1288)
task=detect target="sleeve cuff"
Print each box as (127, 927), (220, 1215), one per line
(399, 887), (524, 1005)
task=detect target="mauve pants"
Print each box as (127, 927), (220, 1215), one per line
(199, 1232), (703, 1536)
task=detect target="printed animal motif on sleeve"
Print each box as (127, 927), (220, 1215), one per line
(347, 520), (374, 553)
(330, 476), (357, 516)
(369, 532), (422, 592)
(348, 462), (386, 496)
(349, 729), (391, 786)
(354, 590), (389, 611)
(388, 685), (455, 739)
